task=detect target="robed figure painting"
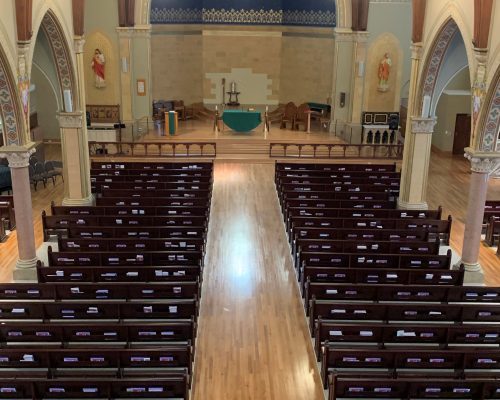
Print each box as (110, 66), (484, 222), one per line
(91, 48), (106, 88)
(377, 53), (392, 92)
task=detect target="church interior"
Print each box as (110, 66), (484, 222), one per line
(1, 0), (500, 399)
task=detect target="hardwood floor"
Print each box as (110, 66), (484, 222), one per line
(191, 163), (324, 400)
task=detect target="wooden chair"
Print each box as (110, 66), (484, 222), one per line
(174, 100), (194, 121)
(294, 103), (311, 131)
(280, 102), (297, 130)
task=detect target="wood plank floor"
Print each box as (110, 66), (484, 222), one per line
(191, 163), (324, 400)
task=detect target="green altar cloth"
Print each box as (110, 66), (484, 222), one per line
(222, 110), (261, 132)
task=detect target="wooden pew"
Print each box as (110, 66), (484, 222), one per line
(485, 216), (500, 246)
(298, 249), (452, 273)
(321, 347), (500, 387)
(0, 300), (198, 321)
(47, 247), (204, 268)
(38, 264), (202, 283)
(0, 345), (193, 377)
(314, 320), (500, 360)
(92, 181), (212, 194)
(51, 203), (209, 217)
(58, 237), (205, 252)
(42, 213), (208, 241)
(276, 162), (397, 173)
(0, 321), (196, 348)
(289, 216), (452, 244)
(67, 226), (207, 240)
(327, 375), (500, 400)
(0, 282), (199, 301)
(308, 301), (500, 334)
(96, 196), (210, 207)
(300, 266), (464, 292)
(100, 188), (212, 199)
(92, 161), (213, 170)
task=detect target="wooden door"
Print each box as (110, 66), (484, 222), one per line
(452, 113), (471, 154)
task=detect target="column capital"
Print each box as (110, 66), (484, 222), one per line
(410, 116), (436, 134)
(410, 43), (423, 60)
(74, 36), (85, 54)
(57, 111), (84, 129)
(333, 28), (355, 42)
(352, 31), (370, 43)
(116, 25), (152, 39)
(0, 143), (36, 168)
(464, 147), (500, 175)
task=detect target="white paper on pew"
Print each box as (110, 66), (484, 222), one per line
(396, 330), (416, 337)
(0, 388), (16, 393)
(169, 306), (178, 313)
(83, 388), (98, 393)
(155, 270), (169, 277)
(354, 310), (367, 314)
(87, 307), (99, 314)
(359, 331), (373, 337)
(331, 309), (346, 314)
(70, 287), (82, 294)
(485, 333), (499, 338)
(11, 308), (25, 314)
(326, 289), (338, 294)
(329, 330), (342, 336)
(173, 287), (182, 294)
(22, 354), (34, 362)
(148, 387), (164, 392)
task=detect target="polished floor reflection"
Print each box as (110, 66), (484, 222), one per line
(191, 163), (324, 400)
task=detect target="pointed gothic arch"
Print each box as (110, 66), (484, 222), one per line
(0, 45), (25, 146)
(477, 66), (500, 151)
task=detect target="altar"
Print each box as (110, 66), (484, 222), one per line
(222, 110), (261, 133)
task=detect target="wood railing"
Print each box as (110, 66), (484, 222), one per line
(89, 141), (216, 158)
(269, 143), (403, 159)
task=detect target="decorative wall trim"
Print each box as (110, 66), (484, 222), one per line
(481, 76), (500, 152)
(41, 12), (75, 94)
(151, 4), (336, 27)
(0, 52), (23, 146)
(421, 19), (459, 99)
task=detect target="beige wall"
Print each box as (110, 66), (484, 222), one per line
(151, 25), (334, 106)
(280, 34), (334, 105)
(202, 30), (281, 105)
(151, 28), (203, 104)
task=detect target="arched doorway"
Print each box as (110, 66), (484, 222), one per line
(29, 10), (77, 166)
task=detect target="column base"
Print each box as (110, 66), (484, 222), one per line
(13, 257), (39, 282)
(62, 193), (95, 206)
(453, 259), (485, 285)
(397, 198), (428, 210)
(346, 122), (363, 144)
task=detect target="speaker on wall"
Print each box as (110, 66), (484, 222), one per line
(340, 92), (346, 108)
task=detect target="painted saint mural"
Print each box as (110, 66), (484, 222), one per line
(91, 48), (106, 88)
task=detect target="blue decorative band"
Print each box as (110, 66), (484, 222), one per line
(151, 7), (336, 27)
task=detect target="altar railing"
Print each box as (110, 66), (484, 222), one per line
(269, 143), (403, 159)
(89, 141), (217, 158)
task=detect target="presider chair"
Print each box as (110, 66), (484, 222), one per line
(280, 102), (297, 130)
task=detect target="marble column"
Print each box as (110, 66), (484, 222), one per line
(330, 28), (354, 138)
(456, 148), (500, 284)
(58, 112), (94, 206)
(346, 31), (369, 143)
(397, 116), (436, 210)
(398, 43), (433, 210)
(0, 145), (38, 281)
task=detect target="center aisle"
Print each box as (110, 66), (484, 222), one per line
(191, 163), (324, 400)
